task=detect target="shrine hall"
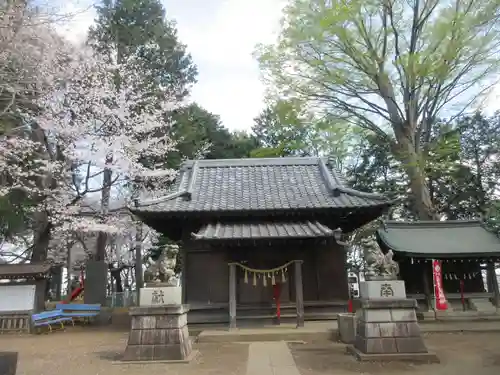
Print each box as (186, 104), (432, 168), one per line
(131, 157), (392, 326)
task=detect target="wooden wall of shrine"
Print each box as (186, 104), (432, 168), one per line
(399, 258), (486, 294)
(182, 240), (349, 307)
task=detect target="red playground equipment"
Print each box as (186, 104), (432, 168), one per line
(62, 269), (85, 304)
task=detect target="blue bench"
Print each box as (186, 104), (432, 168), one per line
(31, 310), (74, 333)
(56, 304), (101, 323)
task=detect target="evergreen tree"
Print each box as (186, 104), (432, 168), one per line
(88, 0), (197, 99)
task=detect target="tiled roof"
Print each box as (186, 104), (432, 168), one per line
(0, 263), (52, 279)
(134, 157), (390, 214)
(377, 220), (500, 258)
(192, 221), (337, 240)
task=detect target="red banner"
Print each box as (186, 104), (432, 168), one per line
(432, 260), (448, 311)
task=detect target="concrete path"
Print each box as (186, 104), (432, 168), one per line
(246, 341), (301, 375)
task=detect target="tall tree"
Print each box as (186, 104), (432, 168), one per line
(88, 0), (196, 289)
(252, 100), (317, 157)
(0, 1), (75, 254)
(257, 0), (500, 220)
(346, 112), (500, 220)
(167, 103), (259, 168)
(440, 112), (500, 219)
(88, 0), (197, 99)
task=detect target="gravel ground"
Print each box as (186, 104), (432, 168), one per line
(0, 328), (248, 375)
(289, 332), (500, 375)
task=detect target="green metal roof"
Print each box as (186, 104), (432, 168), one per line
(376, 220), (500, 258)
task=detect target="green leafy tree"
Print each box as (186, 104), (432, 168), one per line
(167, 103), (260, 168)
(257, 0), (500, 220)
(252, 100), (317, 157)
(251, 99), (357, 160)
(440, 112), (500, 219)
(346, 112), (500, 220)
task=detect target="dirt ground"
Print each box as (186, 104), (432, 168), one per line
(0, 328), (248, 375)
(289, 332), (500, 375)
(1, 329), (499, 375)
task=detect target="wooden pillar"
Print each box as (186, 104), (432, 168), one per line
(487, 262), (500, 307)
(134, 223), (143, 303)
(294, 260), (304, 328)
(229, 263), (237, 330)
(181, 248), (187, 304)
(314, 250), (321, 300)
(422, 264), (433, 310)
(34, 279), (47, 312)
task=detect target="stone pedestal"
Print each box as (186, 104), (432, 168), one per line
(122, 305), (195, 362)
(347, 280), (439, 363)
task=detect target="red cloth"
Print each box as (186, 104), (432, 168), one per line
(347, 299), (353, 313)
(273, 283), (282, 319)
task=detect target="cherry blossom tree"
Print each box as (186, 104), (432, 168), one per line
(0, 1), (78, 260)
(1, 46), (178, 262)
(0, 1), (73, 128)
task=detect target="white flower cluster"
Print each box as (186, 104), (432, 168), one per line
(1, 15), (178, 260)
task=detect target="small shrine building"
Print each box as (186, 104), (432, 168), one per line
(377, 220), (500, 311)
(132, 157), (392, 326)
(0, 263), (53, 333)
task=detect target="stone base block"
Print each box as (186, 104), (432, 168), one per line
(357, 321), (421, 338)
(355, 336), (397, 354)
(115, 350), (199, 365)
(121, 304), (192, 362)
(347, 345), (440, 363)
(352, 297), (436, 361)
(355, 334), (428, 355)
(122, 340), (192, 361)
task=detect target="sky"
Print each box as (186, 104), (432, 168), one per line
(52, 0), (500, 132)
(54, 0), (287, 132)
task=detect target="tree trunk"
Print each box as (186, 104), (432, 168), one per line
(31, 212), (51, 262)
(393, 136), (437, 220)
(110, 268), (123, 293)
(66, 242), (72, 296)
(95, 156), (112, 261)
(134, 222), (143, 293)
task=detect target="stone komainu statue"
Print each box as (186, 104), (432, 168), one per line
(361, 237), (399, 280)
(144, 244), (178, 285)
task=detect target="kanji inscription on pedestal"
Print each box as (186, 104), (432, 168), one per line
(380, 283), (395, 297)
(151, 290), (165, 304)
